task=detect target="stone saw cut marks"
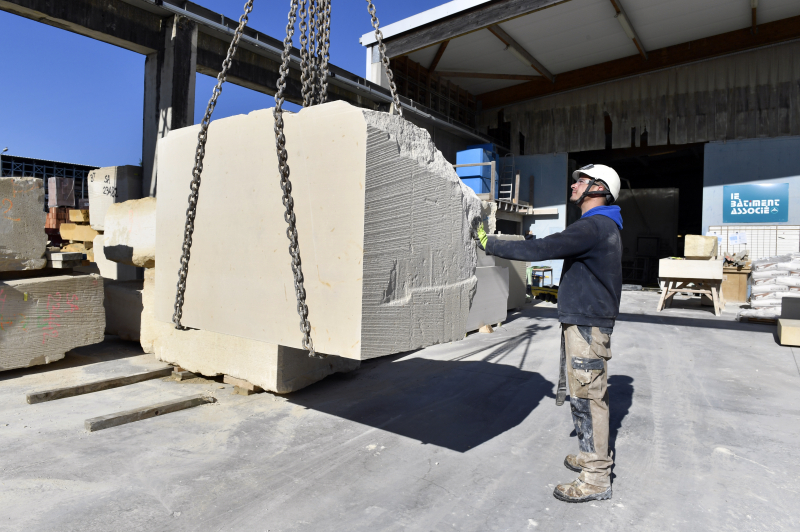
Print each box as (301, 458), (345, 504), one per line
(88, 166), (143, 231)
(0, 273), (105, 371)
(156, 101), (481, 360)
(0, 177), (47, 272)
(103, 198), (156, 268)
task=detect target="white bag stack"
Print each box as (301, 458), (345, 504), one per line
(741, 254), (800, 319)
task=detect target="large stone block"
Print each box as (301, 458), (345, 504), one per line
(156, 101), (481, 360)
(0, 177), (46, 272)
(88, 166), (143, 231)
(0, 273), (105, 371)
(685, 234), (718, 259)
(104, 280), (144, 341)
(103, 198), (156, 268)
(141, 269), (359, 393)
(93, 235), (139, 281)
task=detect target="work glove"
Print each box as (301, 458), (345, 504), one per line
(475, 223), (488, 250)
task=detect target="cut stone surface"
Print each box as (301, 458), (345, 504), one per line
(659, 258), (723, 280)
(466, 266), (509, 332)
(0, 273), (105, 371)
(778, 319), (800, 346)
(156, 101), (481, 360)
(93, 235), (139, 281)
(60, 223), (99, 243)
(104, 280), (144, 341)
(494, 235), (527, 310)
(88, 166), (143, 231)
(0, 177), (47, 272)
(685, 235), (718, 259)
(68, 209), (90, 223)
(141, 269), (359, 393)
(103, 198), (156, 268)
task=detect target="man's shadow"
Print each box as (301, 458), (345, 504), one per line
(290, 325), (556, 453)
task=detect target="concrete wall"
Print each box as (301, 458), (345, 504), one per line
(515, 153), (569, 283)
(703, 136), (800, 234)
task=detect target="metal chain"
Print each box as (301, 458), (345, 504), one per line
(274, 0), (319, 358)
(365, 0), (402, 116)
(318, 0), (331, 103)
(172, 0), (254, 330)
(298, 0), (312, 107)
(308, 0), (318, 105)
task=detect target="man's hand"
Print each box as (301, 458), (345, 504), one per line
(476, 223), (488, 250)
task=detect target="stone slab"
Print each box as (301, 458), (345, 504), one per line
(781, 297), (800, 320)
(60, 223), (99, 243)
(103, 198), (156, 268)
(778, 319), (800, 346)
(155, 101), (480, 360)
(466, 266), (509, 332)
(93, 235), (139, 281)
(684, 234), (718, 259)
(68, 209), (90, 223)
(0, 177), (47, 271)
(494, 235), (527, 310)
(659, 258), (723, 280)
(0, 273), (105, 371)
(88, 166), (143, 231)
(141, 268), (359, 393)
(104, 279), (144, 341)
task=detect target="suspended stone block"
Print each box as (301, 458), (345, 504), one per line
(0, 177), (47, 272)
(141, 269), (359, 393)
(0, 274), (105, 371)
(103, 197), (156, 268)
(88, 166), (143, 231)
(156, 101), (481, 360)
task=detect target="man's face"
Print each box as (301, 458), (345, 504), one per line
(570, 174), (595, 202)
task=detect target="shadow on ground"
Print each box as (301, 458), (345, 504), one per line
(291, 324), (555, 453)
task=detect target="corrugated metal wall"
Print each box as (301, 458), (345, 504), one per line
(479, 41), (800, 154)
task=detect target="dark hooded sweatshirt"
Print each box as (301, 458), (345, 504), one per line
(484, 206), (623, 328)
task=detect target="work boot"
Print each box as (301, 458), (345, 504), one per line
(563, 454), (582, 473)
(553, 479), (612, 503)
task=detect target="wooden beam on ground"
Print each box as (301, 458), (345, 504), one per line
(438, 71), (540, 81)
(428, 40), (449, 73)
(384, 0), (573, 58)
(609, 0), (648, 60)
(26, 367), (174, 404)
(84, 395), (216, 432)
(477, 14), (800, 110)
(487, 25), (554, 82)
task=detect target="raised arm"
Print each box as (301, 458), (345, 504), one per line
(483, 219), (597, 262)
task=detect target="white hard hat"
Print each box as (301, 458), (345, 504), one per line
(572, 164), (621, 203)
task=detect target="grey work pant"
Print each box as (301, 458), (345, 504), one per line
(562, 323), (613, 488)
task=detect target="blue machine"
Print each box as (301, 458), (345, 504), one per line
(456, 144), (499, 197)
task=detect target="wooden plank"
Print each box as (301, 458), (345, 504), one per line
(384, 0), (572, 58)
(223, 374), (263, 392)
(27, 367), (174, 404)
(478, 14), (800, 109)
(84, 394), (216, 432)
(487, 24), (554, 82)
(429, 40), (449, 73)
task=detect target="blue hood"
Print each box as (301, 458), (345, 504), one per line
(582, 205), (623, 230)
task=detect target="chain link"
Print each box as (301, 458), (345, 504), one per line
(318, 0), (331, 103)
(274, 0), (320, 358)
(365, 0), (402, 116)
(172, 0), (254, 330)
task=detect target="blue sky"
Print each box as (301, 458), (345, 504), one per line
(0, 1), (438, 167)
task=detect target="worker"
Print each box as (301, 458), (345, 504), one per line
(475, 164), (623, 503)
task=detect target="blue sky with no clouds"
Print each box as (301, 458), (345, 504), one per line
(0, 1), (438, 167)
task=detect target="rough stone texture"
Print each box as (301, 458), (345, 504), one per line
(88, 166), (143, 231)
(156, 101), (480, 360)
(0, 177), (47, 271)
(103, 198), (156, 268)
(466, 266), (509, 332)
(59, 223), (99, 243)
(104, 280), (144, 341)
(480, 200), (497, 235)
(685, 234), (718, 259)
(141, 268), (359, 393)
(0, 273), (105, 371)
(93, 235), (139, 281)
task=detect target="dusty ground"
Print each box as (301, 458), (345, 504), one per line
(1, 291), (798, 531)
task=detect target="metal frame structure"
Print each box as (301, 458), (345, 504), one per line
(0, 154), (98, 207)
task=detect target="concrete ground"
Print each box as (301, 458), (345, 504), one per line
(1, 291), (799, 531)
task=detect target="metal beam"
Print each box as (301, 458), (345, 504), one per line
(751, 0), (759, 35)
(477, 14), (800, 110)
(383, 0), (573, 59)
(438, 71), (539, 81)
(486, 25), (554, 82)
(428, 40), (449, 73)
(608, 0), (647, 60)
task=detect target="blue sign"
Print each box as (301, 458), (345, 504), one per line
(723, 184), (789, 223)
